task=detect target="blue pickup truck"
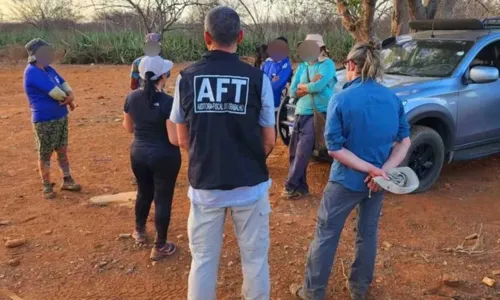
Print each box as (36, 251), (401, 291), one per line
(277, 18), (500, 193)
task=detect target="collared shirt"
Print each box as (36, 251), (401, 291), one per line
(261, 57), (293, 108)
(23, 64), (69, 123)
(170, 68), (275, 208)
(289, 57), (337, 115)
(325, 77), (411, 192)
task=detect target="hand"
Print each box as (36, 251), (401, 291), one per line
(364, 167), (389, 193)
(312, 74), (322, 82)
(272, 76), (280, 82)
(296, 88), (307, 97)
(68, 102), (76, 111)
(60, 94), (74, 106)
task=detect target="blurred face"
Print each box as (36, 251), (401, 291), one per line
(35, 46), (55, 66)
(144, 41), (161, 56)
(267, 40), (288, 62)
(297, 40), (320, 63)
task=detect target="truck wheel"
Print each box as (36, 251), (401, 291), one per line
(277, 96), (293, 146)
(402, 125), (445, 193)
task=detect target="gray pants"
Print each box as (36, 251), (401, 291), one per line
(187, 195), (271, 300)
(303, 182), (384, 299)
(285, 115), (314, 192)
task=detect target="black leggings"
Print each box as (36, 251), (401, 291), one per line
(131, 146), (181, 248)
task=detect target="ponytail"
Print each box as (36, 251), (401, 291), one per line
(143, 71), (160, 109)
(346, 43), (384, 81)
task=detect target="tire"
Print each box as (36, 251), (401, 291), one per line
(277, 96), (293, 146)
(401, 125), (445, 193)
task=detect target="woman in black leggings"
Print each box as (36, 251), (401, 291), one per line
(122, 56), (181, 261)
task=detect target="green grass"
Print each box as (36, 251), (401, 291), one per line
(0, 29), (354, 64)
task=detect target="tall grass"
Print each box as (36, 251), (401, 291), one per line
(0, 29), (354, 64)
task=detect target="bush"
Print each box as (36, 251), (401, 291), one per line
(0, 28), (354, 64)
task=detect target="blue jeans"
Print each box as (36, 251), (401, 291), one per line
(303, 182), (384, 299)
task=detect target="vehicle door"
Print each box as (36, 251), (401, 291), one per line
(456, 40), (500, 146)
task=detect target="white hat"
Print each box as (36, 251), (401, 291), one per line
(138, 56), (173, 80)
(298, 34), (326, 48)
(373, 167), (420, 194)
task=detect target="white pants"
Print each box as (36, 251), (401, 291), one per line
(187, 194), (271, 300)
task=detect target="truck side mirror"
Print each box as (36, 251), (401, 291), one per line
(468, 66), (499, 84)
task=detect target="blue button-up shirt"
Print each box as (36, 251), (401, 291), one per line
(325, 77), (411, 192)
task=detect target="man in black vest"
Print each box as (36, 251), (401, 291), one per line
(170, 6), (276, 300)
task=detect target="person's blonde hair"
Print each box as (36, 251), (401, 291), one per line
(346, 42), (384, 81)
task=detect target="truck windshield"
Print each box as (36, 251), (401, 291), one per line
(382, 39), (474, 77)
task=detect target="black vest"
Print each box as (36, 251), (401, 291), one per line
(179, 50), (269, 190)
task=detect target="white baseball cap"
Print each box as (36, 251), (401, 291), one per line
(297, 34), (326, 48)
(138, 56), (174, 80)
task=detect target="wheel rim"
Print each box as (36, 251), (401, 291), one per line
(408, 143), (436, 180)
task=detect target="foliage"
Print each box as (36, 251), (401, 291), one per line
(0, 28), (354, 64)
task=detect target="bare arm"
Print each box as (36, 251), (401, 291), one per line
(261, 126), (275, 156)
(167, 120), (179, 146)
(122, 112), (134, 133)
(177, 123), (190, 150)
(131, 78), (139, 90)
(382, 137), (411, 170)
(329, 148), (379, 174)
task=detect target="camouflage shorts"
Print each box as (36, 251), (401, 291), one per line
(33, 117), (69, 156)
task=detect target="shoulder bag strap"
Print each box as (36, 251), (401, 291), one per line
(306, 66), (319, 113)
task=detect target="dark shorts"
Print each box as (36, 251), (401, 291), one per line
(33, 116), (68, 156)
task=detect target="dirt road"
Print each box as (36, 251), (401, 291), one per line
(0, 64), (499, 299)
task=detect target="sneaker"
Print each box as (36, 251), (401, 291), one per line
(281, 187), (296, 198)
(294, 189), (309, 199)
(150, 242), (176, 261)
(289, 284), (308, 299)
(43, 183), (56, 200)
(61, 177), (82, 192)
(132, 230), (147, 244)
(346, 282), (365, 300)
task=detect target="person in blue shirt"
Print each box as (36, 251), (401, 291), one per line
(261, 37), (293, 109)
(283, 34), (337, 199)
(290, 43), (411, 300)
(23, 38), (82, 199)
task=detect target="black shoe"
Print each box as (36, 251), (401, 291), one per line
(43, 183), (56, 199)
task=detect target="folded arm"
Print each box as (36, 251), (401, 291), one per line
(306, 59), (336, 93)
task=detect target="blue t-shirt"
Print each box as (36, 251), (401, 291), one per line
(23, 64), (68, 123)
(124, 89), (179, 155)
(261, 57), (292, 108)
(325, 77), (411, 192)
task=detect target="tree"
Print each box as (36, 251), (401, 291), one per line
(329, 0), (380, 42)
(406, 0), (439, 20)
(391, 0), (408, 36)
(95, 0), (203, 38)
(10, 0), (80, 29)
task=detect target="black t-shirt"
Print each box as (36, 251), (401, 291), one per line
(124, 89), (179, 153)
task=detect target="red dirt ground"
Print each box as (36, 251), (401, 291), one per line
(0, 64), (499, 300)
